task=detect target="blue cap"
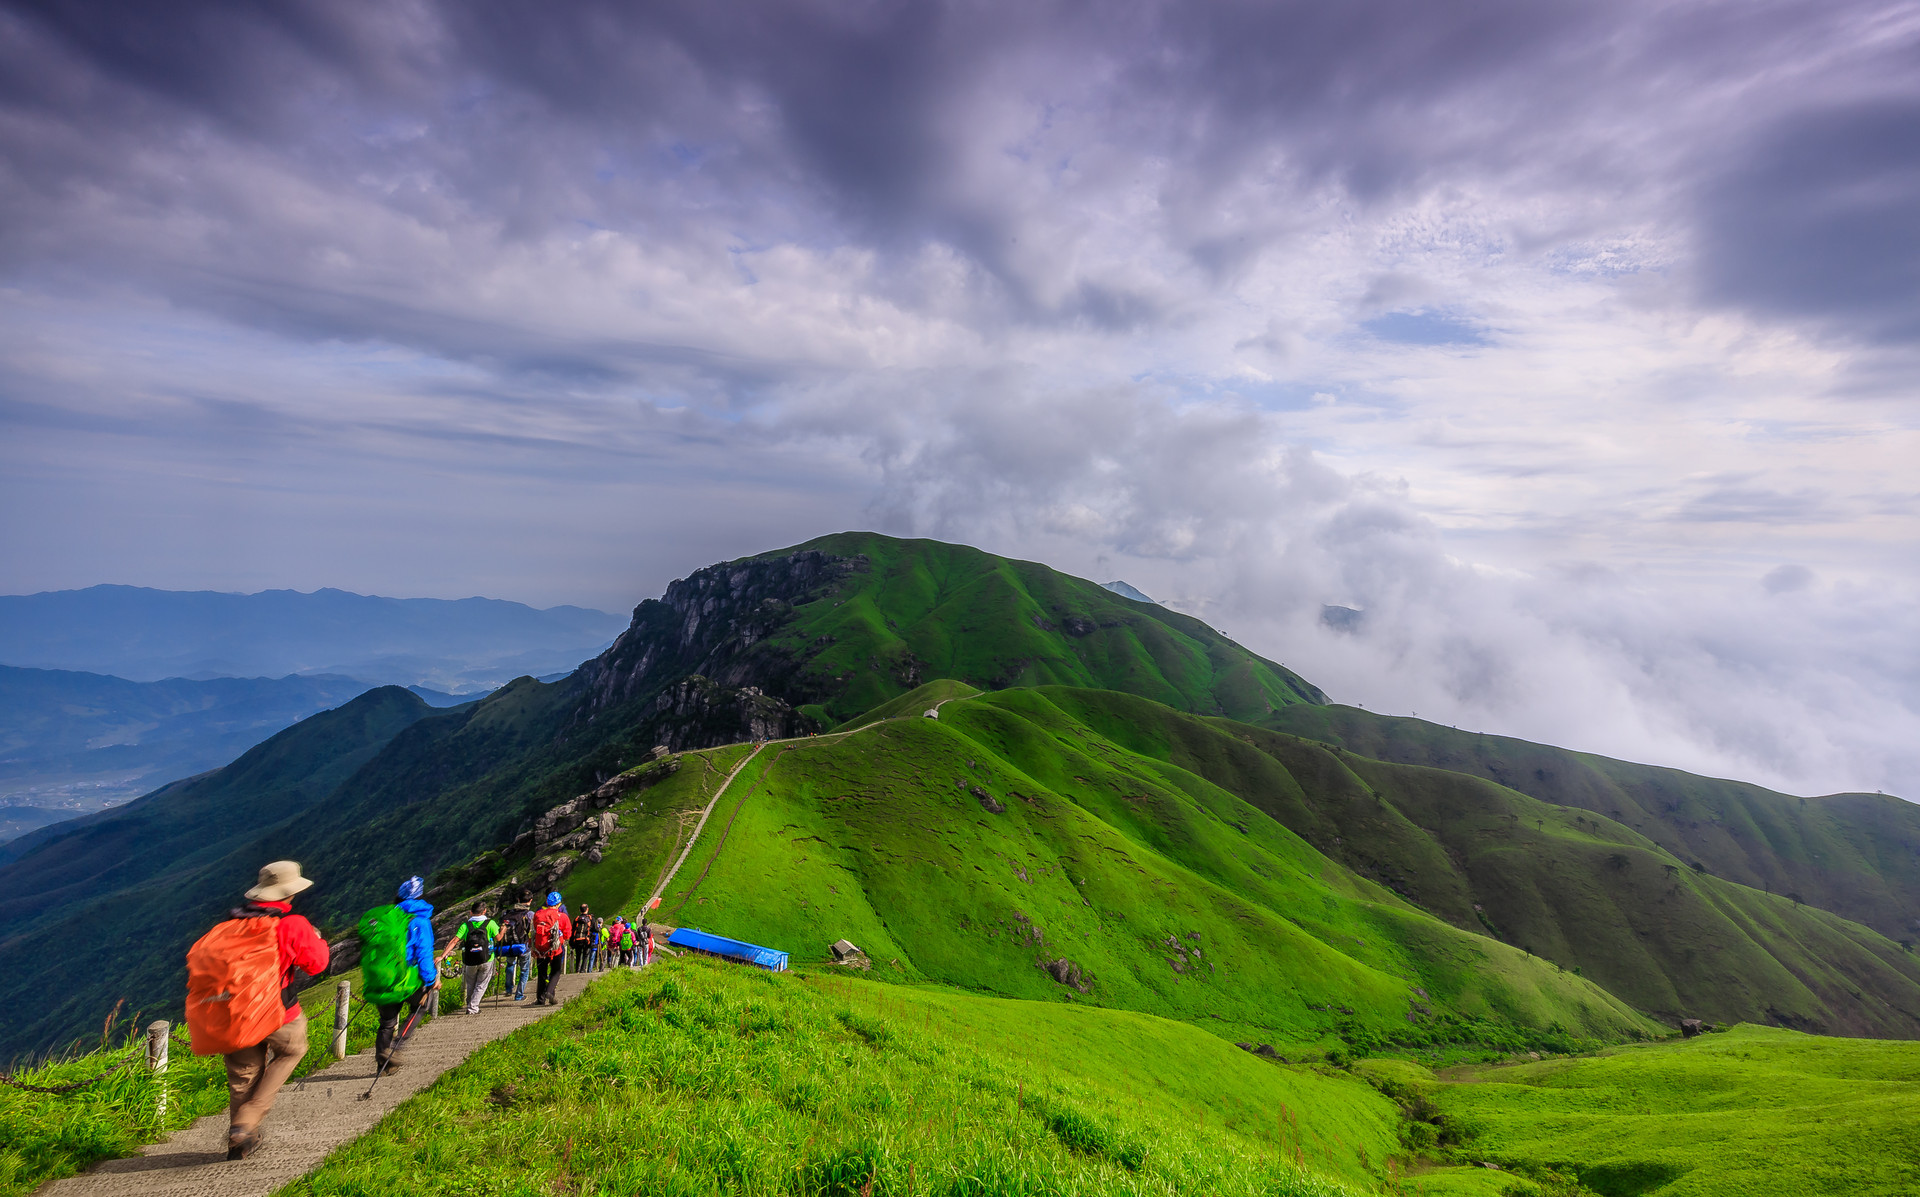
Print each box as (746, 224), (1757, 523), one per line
(397, 875), (424, 901)
(546, 891), (562, 906)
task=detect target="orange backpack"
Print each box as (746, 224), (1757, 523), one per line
(184, 913), (284, 1056)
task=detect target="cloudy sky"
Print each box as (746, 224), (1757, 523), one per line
(1, 0), (1916, 798)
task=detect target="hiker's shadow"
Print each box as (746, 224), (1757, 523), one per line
(95, 1150), (231, 1173)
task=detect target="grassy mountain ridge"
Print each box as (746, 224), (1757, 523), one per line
(1264, 705), (1920, 944)
(754, 533), (1325, 726)
(563, 685), (1655, 1051)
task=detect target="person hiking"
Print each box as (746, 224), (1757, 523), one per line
(440, 903), (499, 1014)
(607, 915), (628, 967)
(569, 904), (593, 973)
(495, 900), (533, 1001)
(184, 860), (330, 1161)
(358, 875), (440, 1075)
(531, 891), (572, 1006)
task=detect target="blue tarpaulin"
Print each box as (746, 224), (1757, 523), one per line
(668, 928), (789, 971)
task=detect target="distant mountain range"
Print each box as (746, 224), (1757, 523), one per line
(0, 667), (475, 841)
(0, 585), (626, 691)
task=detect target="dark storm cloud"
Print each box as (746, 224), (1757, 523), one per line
(7, 0), (1898, 352)
(1700, 99), (1920, 342)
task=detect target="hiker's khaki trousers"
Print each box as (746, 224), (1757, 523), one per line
(462, 959), (495, 1013)
(224, 1013), (308, 1133)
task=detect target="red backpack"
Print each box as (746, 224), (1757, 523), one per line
(184, 911), (283, 1056)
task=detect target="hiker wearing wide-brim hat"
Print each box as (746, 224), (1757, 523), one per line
(184, 860), (330, 1161)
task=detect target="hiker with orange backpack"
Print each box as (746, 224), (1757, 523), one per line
(531, 891), (571, 1005)
(357, 876), (440, 1075)
(184, 860), (330, 1161)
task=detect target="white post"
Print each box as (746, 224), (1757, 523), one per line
(332, 980), (350, 1060)
(147, 1020), (169, 1122)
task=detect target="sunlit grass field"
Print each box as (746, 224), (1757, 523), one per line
(287, 956), (1392, 1197)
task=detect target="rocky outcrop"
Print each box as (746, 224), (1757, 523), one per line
(573, 549), (863, 724)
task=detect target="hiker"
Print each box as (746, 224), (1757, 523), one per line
(184, 860), (330, 1162)
(532, 891), (572, 1005)
(608, 915), (630, 967)
(586, 916), (603, 971)
(569, 904), (593, 972)
(495, 900), (533, 1000)
(443, 903), (500, 1014)
(358, 876), (439, 1075)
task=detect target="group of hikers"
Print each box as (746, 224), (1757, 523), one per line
(449, 894), (656, 1012)
(183, 860), (656, 1163)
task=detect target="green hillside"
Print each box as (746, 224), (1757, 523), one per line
(1264, 705), (1920, 944)
(562, 686), (1655, 1052)
(1424, 1024), (1920, 1195)
(750, 533), (1324, 726)
(1029, 692), (1920, 1036)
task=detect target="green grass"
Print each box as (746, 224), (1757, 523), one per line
(1426, 1023), (1920, 1195)
(1207, 717), (1920, 1036)
(759, 533), (1325, 727)
(839, 679), (986, 730)
(0, 966), (403, 1196)
(1262, 705), (1920, 946)
(652, 688), (1655, 1051)
(285, 954), (1387, 1196)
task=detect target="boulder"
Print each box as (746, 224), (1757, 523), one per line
(1681, 1018), (1705, 1038)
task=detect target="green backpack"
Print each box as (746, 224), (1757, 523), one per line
(357, 904), (421, 1005)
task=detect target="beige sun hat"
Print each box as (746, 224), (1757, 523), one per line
(245, 860), (314, 901)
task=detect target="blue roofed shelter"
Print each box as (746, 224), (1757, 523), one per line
(668, 928), (789, 971)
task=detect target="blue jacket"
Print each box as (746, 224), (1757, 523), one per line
(399, 898), (438, 987)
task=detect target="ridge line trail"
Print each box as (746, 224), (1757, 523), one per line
(660, 700), (957, 915)
(37, 972), (594, 1197)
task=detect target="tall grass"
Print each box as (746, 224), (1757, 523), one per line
(288, 957), (1368, 1197)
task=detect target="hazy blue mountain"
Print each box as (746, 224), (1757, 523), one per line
(1098, 579), (1157, 603)
(0, 585), (625, 691)
(0, 666), (383, 838)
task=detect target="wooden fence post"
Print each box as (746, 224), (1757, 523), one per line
(146, 1020), (169, 1122)
(332, 980), (351, 1060)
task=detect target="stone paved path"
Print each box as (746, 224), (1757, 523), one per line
(38, 970), (600, 1197)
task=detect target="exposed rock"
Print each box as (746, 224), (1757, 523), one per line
(591, 757), (680, 805)
(971, 785), (1006, 814)
(1681, 1018), (1705, 1037)
(572, 548), (863, 741)
(1042, 957), (1092, 992)
(585, 848), (603, 864)
(1061, 616), (1098, 636)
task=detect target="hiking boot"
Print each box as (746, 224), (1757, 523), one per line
(227, 1127), (262, 1161)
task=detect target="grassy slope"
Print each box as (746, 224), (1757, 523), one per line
(838, 679), (985, 729)
(651, 690), (1654, 1050)
(1214, 716), (1920, 1036)
(0, 687), (440, 1061)
(1428, 1024), (1920, 1196)
(288, 955), (1392, 1197)
(1264, 705), (1920, 944)
(760, 533), (1325, 727)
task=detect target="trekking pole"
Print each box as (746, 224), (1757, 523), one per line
(360, 999), (427, 1101)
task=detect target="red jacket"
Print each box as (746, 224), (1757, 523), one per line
(252, 900), (330, 1023)
(532, 907), (573, 958)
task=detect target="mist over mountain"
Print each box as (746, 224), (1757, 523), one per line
(0, 585), (625, 692)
